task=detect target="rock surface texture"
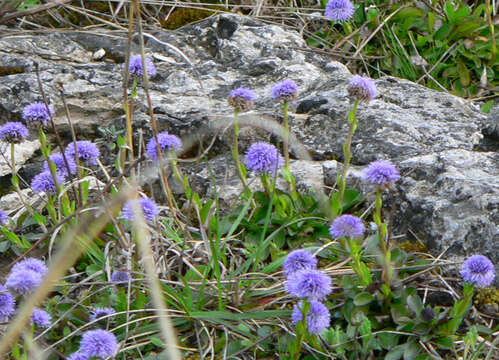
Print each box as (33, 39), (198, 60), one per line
(0, 14), (497, 279)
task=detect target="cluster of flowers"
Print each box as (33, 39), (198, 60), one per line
(0, 258), (51, 328)
(283, 250), (332, 335)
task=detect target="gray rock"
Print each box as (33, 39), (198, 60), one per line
(0, 14), (496, 281)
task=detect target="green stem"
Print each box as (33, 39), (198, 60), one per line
(375, 188), (392, 288)
(337, 99), (359, 210)
(486, 0), (496, 66)
(283, 100), (290, 170)
(232, 108), (248, 189)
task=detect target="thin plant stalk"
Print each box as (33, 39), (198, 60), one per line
(283, 99), (290, 170)
(337, 99), (359, 210)
(232, 107), (247, 188)
(374, 188), (392, 289)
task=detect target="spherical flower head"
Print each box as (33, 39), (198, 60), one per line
(124, 54), (156, 78)
(460, 255), (495, 288)
(363, 160), (400, 187)
(420, 307), (435, 322)
(31, 171), (64, 195)
(122, 197), (159, 224)
(44, 153), (77, 178)
(329, 214), (365, 239)
(0, 285), (15, 322)
(271, 80), (298, 101)
(80, 329), (118, 359)
(146, 132), (182, 162)
(67, 352), (88, 360)
(325, 0), (354, 23)
(292, 300), (330, 334)
(11, 258), (48, 276)
(111, 271), (130, 283)
(0, 210), (8, 226)
(347, 75), (377, 103)
(285, 269), (332, 300)
(283, 250), (318, 277)
(0, 122), (29, 143)
(6, 270), (43, 295)
(245, 142), (284, 175)
(30, 308), (52, 328)
(228, 87), (256, 112)
(22, 102), (55, 125)
(65, 141), (100, 166)
(90, 307), (116, 322)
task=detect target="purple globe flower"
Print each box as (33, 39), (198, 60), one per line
(146, 132), (182, 162)
(0, 285), (15, 322)
(79, 329), (118, 359)
(22, 102), (55, 125)
(325, 0), (354, 23)
(6, 270), (43, 295)
(90, 307), (116, 322)
(347, 75), (377, 103)
(11, 258), (48, 276)
(31, 171), (64, 195)
(65, 141), (100, 166)
(111, 271), (130, 283)
(283, 250), (318, 277)
(67, 352), (88, 360)
(124, 54), (156, 77)
(228, 87), (256, 112)
(30, 308), (52, 328)
(461, 255), (495, 288)
(285, 269), (332, 300)
(245, 142), (284, 175)
(292, 300), (330, 334)
(363, 160), (400, 187)
(271, 80), (298, 101)
(0, 122), (29, 143)
(44, 153), (77, 178)
(329, 215), (365, 239)
(0, 210), (8, 226)
(122, 197), (159, 224)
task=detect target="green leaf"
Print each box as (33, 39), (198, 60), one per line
(404, 342), (421, 360)
(150, 336), (164, 347)
(354, 292), (373, 306)
(452, 21), (480, 39)
(481, 100), (494, 113)
(386, 344), (408, 360)
(444, 1), (455, 22)
(434, 24), (453, 40)
(407, 294), (423, 315)
(434, 336), (455, 349)
(457, 61), (471, 86)
(379, 332), (399, 349)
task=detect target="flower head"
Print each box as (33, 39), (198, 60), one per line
(22, 102), (55, 125)
(461, 255), (495, 288)
(11, 258), (48, 276)
(90, 307), (116, 322)
(292, 300), (330, 334)
(283, 250), (318, 277)
(80, 329), (118, 359)
(65, 141), (100, 166)
(228, 87), (256, 112)
(325, 0), (354, 23)
(271, 80), (298, 101)
(146, 132), (182, 161)
(0, 210), (8, 226)
(285, 269), (332, 300)
(329, 215), (364, 239)
(0, 122), (29, 143)
(31, 308), (52, 328)
(420, 307), (435, 322)
(67, 352), (88, 360)
(363, 160), (400, 187)
(6, 270), (43, 295)
(124, 55), (156, 78)
(31, 171), (64, 195)
(44, 153), (77, 178)
(111, 271), (130, 283)
(245, 142), (283, 175)
(0, 285), (15, 322)
(122, 197), (159, 224)
(347, 75), (377, 103)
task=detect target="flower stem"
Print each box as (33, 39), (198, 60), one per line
(232, 108), (248, 188)
(374, 188), (392, 289)
(283, 100), (290, 169)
